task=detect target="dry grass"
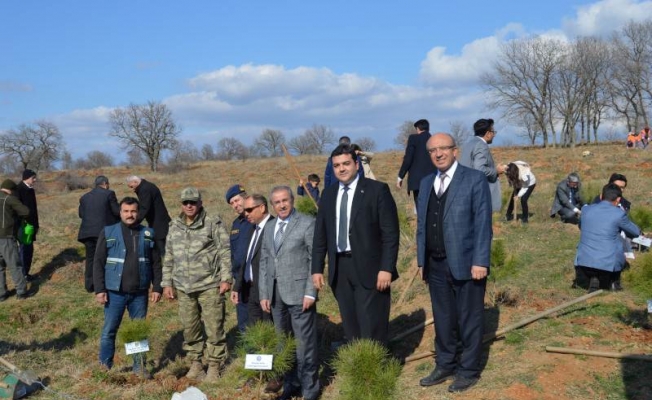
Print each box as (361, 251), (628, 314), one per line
(0, 144), (651, 399)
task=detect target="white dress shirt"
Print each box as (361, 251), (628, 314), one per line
(336, 176), (358, 252)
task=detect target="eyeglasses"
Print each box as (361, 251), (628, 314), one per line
(427, 146), (456, 154)
(244, 203), (263, 213)
(182, 200), (198, 206)
(488, 129), (498, 135)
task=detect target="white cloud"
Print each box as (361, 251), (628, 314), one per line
(563, 0), (652, 37)
(419, 23), (526, 86)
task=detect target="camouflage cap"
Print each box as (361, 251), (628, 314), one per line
(180, 187), (201, 202)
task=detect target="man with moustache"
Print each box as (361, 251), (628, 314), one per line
(313, 144), (400, 345)
(162, 187), (232, 382)
(225, 184), (254, 332)
(259, 186), (319, 400)
(93, 197), (162, 377)
(231, 194), (274, 326)
(459, 118), (505, 213)
(417, 133), (492, 393)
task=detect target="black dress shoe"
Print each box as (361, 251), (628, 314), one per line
(610, 281), (623, 291)
(448, 376), (479, 392)
(419, 367), (455, 387)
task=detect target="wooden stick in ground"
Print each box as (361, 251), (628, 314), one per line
(281, 144), (318, 209)
(390, 318), (434, 343)
(513, 196), (519, 224)
(402, 289), (605, 363)
(546, 346), (652, 361)
(482, 289), (604, 344)
(395, 259), (420, 310)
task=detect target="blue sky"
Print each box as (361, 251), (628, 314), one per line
(2, 0), (651, 159)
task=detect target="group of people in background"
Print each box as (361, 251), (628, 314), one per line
(0, 116), (644, 398)
(0, 169), (39, 302)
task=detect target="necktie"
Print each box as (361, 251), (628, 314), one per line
(338, 185), (349, 252)
(437, 173), (447, 197)
(274, 222), (286, 254)
(245, 226), (260, 282)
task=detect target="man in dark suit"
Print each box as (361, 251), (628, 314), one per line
(78, 175), (120, 292)
(397, 119), (434, 207)
(17, 169), (39, 281)
(313, 144), (400, 345)
(259, 186), (319, 400)
(231, 194), (274, 325)
(550, 172), (583, 224)
(417, 133), (492, 393)
(126, 176), (171, 257)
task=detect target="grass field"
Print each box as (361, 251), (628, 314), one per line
(0, 143), (651, 400)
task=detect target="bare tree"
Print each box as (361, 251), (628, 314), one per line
(201, 144), (216, 160)
(60, 150), (74, 170)
(482, 37), (564, 147)
(287, 134), (315, 155)
(125, 147), (147, 166)
(0, 154), (22, 175)
(449, 120), (471, 145)
(217, 137), (248, 161)
(394, 120), (415, 148)
(574, 37), (611, 144)
(355, 137), (377, 152)
(254, 129), (286, 157)
(167, 140), (201, 168)
(516, 113), (541, 145)
(607, 20), (652, 132)
(75, 150), (115, 169)
(304, 124), (336, 154)
(108, 100), (180, 172)
(0, 120), (63, 171)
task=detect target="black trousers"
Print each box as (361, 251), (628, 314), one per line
(332, 254), (391, 345)
(427, 256), (486, 378)
(82, 238), (98, 292)
(240, 280), (271, 326)
(506, 184), (536, 222)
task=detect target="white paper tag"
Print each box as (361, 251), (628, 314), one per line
(633, 236), (652, 248)
(125, 339), (150, 355)
(244, 354), (273, 370)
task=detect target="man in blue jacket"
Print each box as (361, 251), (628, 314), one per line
(575, 183), (640, 292)
(93, 197), (162, 376)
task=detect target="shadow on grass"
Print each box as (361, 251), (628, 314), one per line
(622, 360), (652, 399)
(155, 330), (184, 374)
(388, 308), (426, 363)
(0, 327), (87, 354)
(29, 247), (84, 295)
(315, 312), (342, 395)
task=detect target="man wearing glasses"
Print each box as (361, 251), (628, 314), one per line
(162, 187), (232, 383)
(459, 118), (506, 213)
(417, 133), (492, 393)
(231, 194), (274, 326)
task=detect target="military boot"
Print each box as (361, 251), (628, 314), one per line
(185, 361), (206, 380)
(204, 363), (222, 383)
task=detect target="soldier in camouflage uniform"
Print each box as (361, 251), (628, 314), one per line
(162, 187), (232, 382)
